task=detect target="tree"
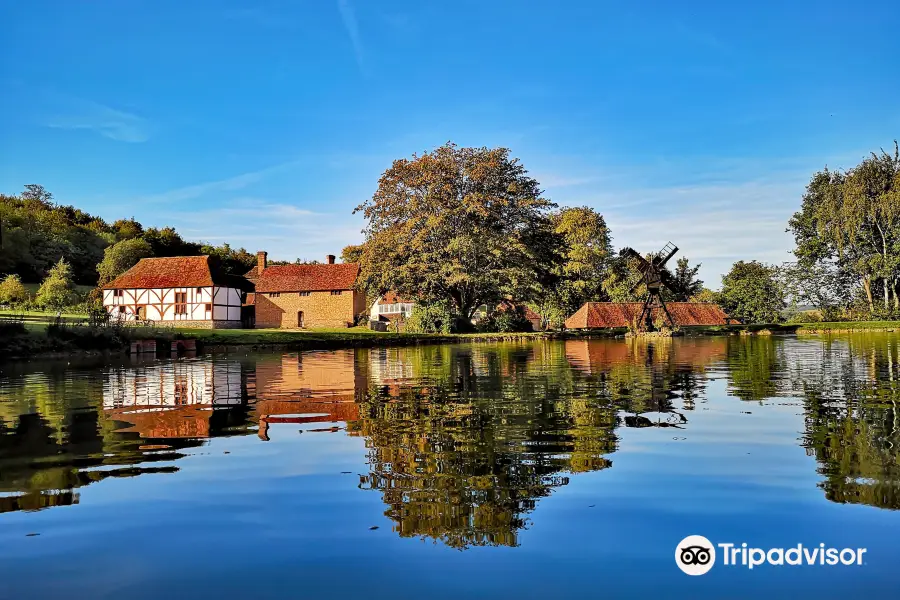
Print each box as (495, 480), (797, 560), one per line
(341, 244), (364, 264)
(0, 274), (28, 305)
(112, 218), (144, 241)
(36, 258), (77, 309)
(97, 238), (153, 286)
(690, 287), (719, 304)
(670, 257), (704, 301)
(789, 142), (900, 314)
(21, 184), (53, 205)
(778, 260), (855, 320)
(354, 143), (559, 319)
(535, 207), (612, 327)
(719, 260), (785, 324)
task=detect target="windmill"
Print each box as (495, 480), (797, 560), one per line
(622, 241), (682, 331)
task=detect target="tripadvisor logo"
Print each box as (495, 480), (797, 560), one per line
(675, 535), (867, 576)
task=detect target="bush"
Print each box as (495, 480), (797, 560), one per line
(476, 306), (533, 333)
(405, 301), (458, 334)
(0, 274), (29, 306)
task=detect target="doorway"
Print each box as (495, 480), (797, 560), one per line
(137, 305), (146, 320)
(297, 311), (304, 328)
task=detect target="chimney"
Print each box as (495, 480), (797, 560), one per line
(326, 254), (335, 264)
(257, 251), (267, 272)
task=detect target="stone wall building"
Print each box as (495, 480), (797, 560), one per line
(252, 252), (366, 329)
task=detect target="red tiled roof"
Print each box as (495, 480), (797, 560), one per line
(255, 263), (359, 293)
(103, 256), (253, 291)
(244, 265), (262, 282)
(497, 300), (541, 321)
(380, 291), (413, 304)
(565, 302), (730, 329)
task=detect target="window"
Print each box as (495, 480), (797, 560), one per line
(299, 291), (310, 297)
(118, 306), (125, 313)
(205, 303), (212, 312)
(269, 292), (280, 298)
(175, 292), (187, 315)
(331, 290), (342, 296)
(113, 289), (123, 298)
(196, 287), (204, 294)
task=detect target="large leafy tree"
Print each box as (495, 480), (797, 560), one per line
(719, 260), (785, 324)
(354, 143), (559, 318)
(97, 238), (154, 286)
(528, 206), (612, 327)
(789, 142), (900, 314)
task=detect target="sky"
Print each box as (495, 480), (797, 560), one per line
(1, 0), (898, 287)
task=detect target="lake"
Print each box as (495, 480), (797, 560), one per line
(0, 335), (898, 598)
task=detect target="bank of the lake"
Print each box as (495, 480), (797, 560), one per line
(4, 320), (900, 361)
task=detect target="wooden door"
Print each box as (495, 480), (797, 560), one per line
(297, 311), (304, 328)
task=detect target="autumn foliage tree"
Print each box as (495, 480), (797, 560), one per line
(354, 143), (560, 320)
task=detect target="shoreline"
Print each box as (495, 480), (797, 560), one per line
(3, 322), (900, 362)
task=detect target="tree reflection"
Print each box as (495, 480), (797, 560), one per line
(788, 335), (900, 509)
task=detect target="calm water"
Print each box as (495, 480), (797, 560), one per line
(1, 335), (899, 598)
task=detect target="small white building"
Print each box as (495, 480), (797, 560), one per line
(102, 256), (252, 329)
(369, 291), (415, 322)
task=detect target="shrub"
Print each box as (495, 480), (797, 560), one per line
(476, 306), (533, 333)
(406, 300), (457, 334)
(0, 274), (29, 306)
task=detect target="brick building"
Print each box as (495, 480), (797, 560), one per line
(252, 252), (366, 329)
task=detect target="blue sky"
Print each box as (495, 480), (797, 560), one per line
(1, 0), (898, 286)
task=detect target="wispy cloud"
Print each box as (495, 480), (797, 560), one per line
(337, 0), (366, 74)
(45, 98), (150, 143)
(165, 199), (364, 260)
(141, 160), (305, 203)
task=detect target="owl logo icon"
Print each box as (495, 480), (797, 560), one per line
(675, 535), (716, 575)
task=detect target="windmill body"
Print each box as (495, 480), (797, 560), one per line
(622, 242), (681, 331)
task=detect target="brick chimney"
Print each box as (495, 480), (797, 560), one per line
(257, 251), (268, 272)
(326, 254), (335, 264)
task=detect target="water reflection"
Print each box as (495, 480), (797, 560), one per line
(1, 334), (899, 542)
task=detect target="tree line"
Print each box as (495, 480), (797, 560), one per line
(344, 142), (900, 328)
(344, 143), (706, 331)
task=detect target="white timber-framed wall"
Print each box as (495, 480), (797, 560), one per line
(103, 286), (244, 327)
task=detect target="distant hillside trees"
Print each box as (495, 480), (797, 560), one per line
(0, 185), (256, 289)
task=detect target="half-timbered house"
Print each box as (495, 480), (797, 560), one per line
(102, 256), (253, 328)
